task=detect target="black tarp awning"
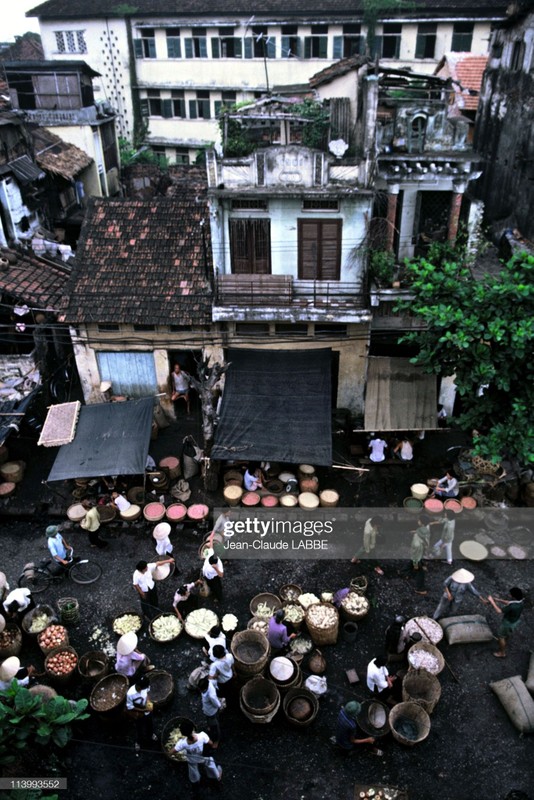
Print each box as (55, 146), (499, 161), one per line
(48, 398), (154, 481)
(211, 349), (332, 466)
(364, 356), (437, 431)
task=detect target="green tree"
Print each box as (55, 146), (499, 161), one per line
(395, 251), (534, 464)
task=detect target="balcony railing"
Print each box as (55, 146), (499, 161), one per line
(215, 274), (367, 311)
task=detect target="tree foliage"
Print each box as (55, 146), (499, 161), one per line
(396, 250), (534, 464)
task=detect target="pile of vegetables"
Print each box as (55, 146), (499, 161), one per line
(404, 617), (443, 645)
(150, 615), (182, 642)
(0, 627), (19, 648)
(254, 602), (276, 619)
(222, 614), (238, 633)
(320, 592), (334, 603)
(38, 625), (68, 651)
(165, 725), (186, 761)
(358, 789), (403, 799)
(29, 613), (50, 633)
(249, 618), (269, 634)
(283, 604), (305, 624)
(289, 635), (313, 655)
(280, 586), (300, 602)
(298, 593), (320, 609)
(306, 604), (338, 630)
(408, 649), (441, 674)
(341, 593), (370, 617)
(184, 609), (218, 639)
(46, 649), (77, 676)
(112, 614), (142, 635)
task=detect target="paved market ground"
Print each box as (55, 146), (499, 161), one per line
(1, 416), (532, 800)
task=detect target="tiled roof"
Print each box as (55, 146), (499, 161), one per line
(28, 0), (508, 20)
(0, 33), (43, 62)
(64, 194), (213, 326)
(32, 127), (93, 180)
(0, 250), (70, 310)
(435, 53), (488, 110)
(310, 55), (367, 88)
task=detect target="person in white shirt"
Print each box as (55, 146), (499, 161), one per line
(244, 462), (264, 491)
(126, 674), (157, 753)
(111, 492), (131, 513)
(393, 436), (414, 462)
(170, 363), (191, 413)
(208, 645), (235, 698)
(198, 676), (222, 746)
(203, 625), (227, 662)
(434, 470), (459, 498)
(173, 719), (222, 785)
(133, 557), (174, 618)
(202, 555), (223, 602)
(369, 435), (387, 463)
(366, 655), (396, 699)
(3, 587), (34, 620)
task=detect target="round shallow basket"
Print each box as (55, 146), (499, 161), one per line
(147, 669), (174, 709)
(280, 494), (298, 508)
(67, 503), (86, 522)
(232, 629), (271, 677)
(97, 505), (117, 525)
(403, 497), (423, 513)
(44, 645), (78, 685)
(0, 481), (16, 498)
(71, 487), (87, 500)
(402, 669), (442, 715)
(260, 494), (279, 508)
(459, 540), (489, 562)
(38, 625), (69, 655)
(265, 478), (284, 495)
(240, 676), (280, 723)
(319, 490), (339, 508)
(149, 612), (183, 643)
(460, 496), (477, 510)
(22, 605), (57, 636)
(184, 608), (219, 640)
(0, 623), (22, 657)
(112, 611), (143, 636)
(444, 498), (462, 514)
(249, 593), (282, 619)
(411, 483), (429, 501)
(0, 461), (24, 483)
(166, 503), (188, 522)
(242, 491), (260, 507)
(159, 456), (181, 480)
(298, 464), (316, 478)
(407, 642), (445, 675)
(148, 471), (169, 491)
(404, 617), (443, 646)
(269, 656), (302, 693)
(162, 716), (194, 762)
(127, 486), (146, 505)
(340, 592), (370, 621)
(90, 673), (128, 715)
(282, 686), (319, 728)
(305, 603), (339, 646)
(424, 498), (444, 515)
(279, 584), (302, 604)
(299, 476), (319, 493)
(224, 484), (243, 506)
(389, 701), (431, 746)
(143, 502), (166, 522)
(298, 492), (319, 510)
(349, 575), (368, 595)
(224, 469), (243, 486)
(357, 699), (391, 738)
(186, 504), (209, 522)
(78, 650), (110, 682)
(29, 684), (58, 701)
(282, 603), (306, 631)
(120, 504), (141, 522)
(279, 471), (296, 483)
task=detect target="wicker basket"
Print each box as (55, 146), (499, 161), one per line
(231, 629), (270, 677)
(402, 669), (442, 715)
(22, 605), (57, 636)
(161, 717), (194, 762)
(282, 603), (305, 630)
(38, 625), (69, 655)
(282, 687), (319, 728)
(319, 489), (339, 507)
(148, 613), (183, 643)
(340, 592), (370, 621)
(127, 486), (146, 505)
(305, 603), (339, 646)
(247, 617), (269, 636)
(78, 650), (110, 682)
(112, 611), (143, 636)
(44, 645), (78, 684)
(389, 701), (431, 746)
(97, 505), (117, 524)
(407, 641), (445, 675)
(224, 469), (243, 486)
(0, 623), (22, 657)
(350, 575), (368, 595)
(249, 593), (282, 618)
(147, 669), (174, 709)
(90, 673), (128, 714)
(240, 677), (280, 723)
(279, 584), (302, 603)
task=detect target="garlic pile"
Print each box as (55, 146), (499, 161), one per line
(306, 604), (338, 630)
(298, 593), (320, 609)
(341, 593), (369, 615)
(112, 614), (142, 635)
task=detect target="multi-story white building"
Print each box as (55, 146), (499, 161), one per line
(28, 0), (507, 163)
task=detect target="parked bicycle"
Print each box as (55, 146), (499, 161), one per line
(18, 556), (102, 594)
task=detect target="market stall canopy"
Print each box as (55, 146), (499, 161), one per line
(47, 398), (154, 481)
(364, 356), (437, 432)
(211, 348), (332, 465)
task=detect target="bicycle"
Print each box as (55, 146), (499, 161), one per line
(18, 557), (102, 594)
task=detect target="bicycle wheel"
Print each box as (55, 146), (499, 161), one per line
(69, 559), (102, 585)
(18, 568), (51, 594)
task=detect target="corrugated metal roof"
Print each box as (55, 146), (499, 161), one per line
(8, 155), (45, 184)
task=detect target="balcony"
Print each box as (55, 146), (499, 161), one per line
(213, 274), (370, 323)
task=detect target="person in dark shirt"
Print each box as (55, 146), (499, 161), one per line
(488, 587), (524, 658)
(335, 701), (376, 752)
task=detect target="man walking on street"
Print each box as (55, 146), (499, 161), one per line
(133, 558), (174, 619)
(432, 569), (487, 620)
(488, 587), (525, 658)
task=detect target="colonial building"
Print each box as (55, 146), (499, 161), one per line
(27, 0), (507, 162)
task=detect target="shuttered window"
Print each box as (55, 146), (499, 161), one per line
(229, 219), (271, 274)
(298, 220), (342, 280)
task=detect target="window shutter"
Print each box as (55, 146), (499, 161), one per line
(185, 38), (193, 58)
(282, 36), (290, 57)
(319, 37), (328, 58)
(333, 36), (343, 59)
(199, 38), (208, 57)
(167, 38), (181, 58)
(162, 99), (173, 118)
(266, 36), (276, 58)
(298, 220), (341, 280)
(229, 219), (271, 274)
(244, 38), (253, 58)
(230, 219), (249, 274)
(148, 39), (156, 58)
(253, 219), (271, 274)
(134, 39), (143, 58)
(415, 35), (425, 59)
(234, 37), (242, 58)
(189, 100), (197, 119)
(304, 37), (312, 58)
(299, 220), (319, 279)
(211, 38), (220, 58)
(140, 98), (150, 117)
(320, 221), (342, 280)
(214, 100), (222, 117)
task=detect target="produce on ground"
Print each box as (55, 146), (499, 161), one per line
(46, 649), (77, 675)
(408, 649), (441, 673)
(357, 789), (403, 799)
(404, 617), (443, 645)
(341, 593), (370, 616)
(185, 609), (219, 639)
(289, 635), (313, 655)
(38, 625), (68, 650)
(29, 613), (50, 633)
(112, 614), (142, 635)
(151, 615), (182, 641)
(283, 604), (305, 624)
(222, 613), (238, 632)
(298, 593), (320, 609)
(254, 602), (276, 619)
(166, 725), (186, 761)
(0, 627), (19, 647)
(306, 604), (338, 630)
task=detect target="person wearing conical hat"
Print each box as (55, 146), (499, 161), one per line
(115, 632), (153, 680)
(334, 701), (377, 752)
(432, 568), (487, 621)
(152, 522), (173, 557)
(0, 656), (35, 690)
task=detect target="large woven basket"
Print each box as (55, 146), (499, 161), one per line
(44, 645), (78, 685)
(340, 591), (370, 621)
(279, 584), (302, 603)
(90, 673), (128, 714)
(0, 623), (22, 657)
(162, 717), (194, 762)
(282, 687), (319, 728)
(147, 669), (174, 709)
(78, 650), (110, 682)
(149, 613), (183, 643)
(407, 641), (445, 675)
(389, 701), (431, 746)
(305, 603), (339, 646)
(249, 593), (282, 618)
(402, 669), (442, 715)
(350, 575), (368, 595)
(231, 629), (270, 677)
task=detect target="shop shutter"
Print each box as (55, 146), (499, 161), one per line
(97, 351), (157, 397)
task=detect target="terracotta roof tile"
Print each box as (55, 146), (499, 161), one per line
(0, 251), (70, 310)
(435, 52), (488, 111)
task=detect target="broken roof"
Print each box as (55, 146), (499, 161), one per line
(64, 193), (213, 326)
(434, 52), (488, 111)
(0, 250), (70, 310)
(310, 55), (367, 89)
(31, 127), (93, 180)
(0, 33), (44, 62)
